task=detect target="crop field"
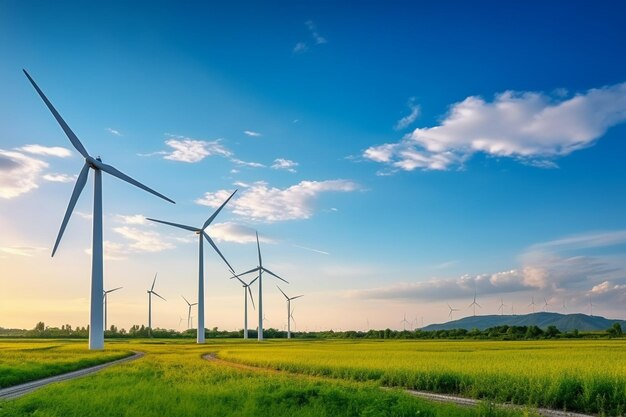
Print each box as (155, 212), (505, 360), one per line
(0, 339), (536, 417)
(218, 339), (626, 416)
(0, 340), (132, 388)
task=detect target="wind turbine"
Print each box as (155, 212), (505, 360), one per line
(498, 298), (506, 316)
(543, 297), (550, 311)
(400, 313), (410, 331)
(588, 295), (594, 316)
(468, 290), (481, 316)
(24, 70), (175, 350)
(182, 296), (197, 330)
(147, 273), (166, 336)
(529, 296), (536, 313)
(147, 191), (236, 344)
(178, 316), (184, 328)
(231, 273), (258, 339)
(103, 286), (122, 331)
(277, 286), (303, 339)
(448, 303), (460, 319)
(234, 232), (288, 341)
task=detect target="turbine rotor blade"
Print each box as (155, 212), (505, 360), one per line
(256, 231), (262, 266)
(146, 218), (197, 233)
(248, 286), (255, 310)
(151, 273), (157, 291)
(96, 161), (175, 204)
(276, 285), (289, 300)
(262, 267), (288, 284)
(234, 267), (260, 278)
(248, 276), (259, 286)
(108, 287), (123, 293)
(23, 70), (90, 158)
(290, 295), (304, 300)
(52, 163), (90, 257)
(152, 291), (166, 301)
(202, 231), (235, 274)
(202, 189), (237, 230)
(182, 295), (190, 306)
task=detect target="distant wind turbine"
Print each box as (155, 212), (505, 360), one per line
(147, 273), (166, 336)
(24, 70), (175, 350)
(448, 303), (460, 319)
(147, 191), (237, 344)
(562, 300), (568, 312)
(588, 295), (594, 316)
(468, 290), (481, 316)
(178, 316), (184, 328)
(103, 287), (122, 330)
(543, 297), (550, 311)
(400, 313), (410, 331)
(231, 273), (258, 339)
(234, 232), (288, 341)
(277, 286), (303, 339)
(498, 298), (506, 316)
(528, 296), (536, 313)
(182, 296), (197, 330)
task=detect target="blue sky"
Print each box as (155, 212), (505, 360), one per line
(2, 1), (626, 330)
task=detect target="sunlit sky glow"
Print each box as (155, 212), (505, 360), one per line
(2, 1), (626, 331)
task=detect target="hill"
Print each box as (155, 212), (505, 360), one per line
(422, 312), (626, 332)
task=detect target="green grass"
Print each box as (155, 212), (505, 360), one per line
(0, 339), (132, 388)
(0, 339), (536, 417)
(217, 339), (626, 416)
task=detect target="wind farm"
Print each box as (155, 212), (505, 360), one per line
(2, 2), (626, 417)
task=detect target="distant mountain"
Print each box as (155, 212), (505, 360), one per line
(422, 312), (626, 332)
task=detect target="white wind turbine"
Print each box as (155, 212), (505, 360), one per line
(147, 191), (236, 344)
(231, 273), (258, 339)
(147, 273), (166, 335)
(277, 286), (303, 339)
(468, 290), (481, 316)
(529, 296), (537, 313)
(235, 232), (288, 341)
(103, 286), (122, 331)
(182, 296), (197, 330)
(400, 313), (410, 331)
(498, 298), (507, 316)
(448, 303), (460, 319)
(543, 297), (550, 311)
(24, 70), (175, 350)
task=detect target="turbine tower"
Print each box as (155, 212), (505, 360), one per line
(235, 232), (288, 341)
(103, 286), (122, 331)
(147, 191), (236, 344)
(277, 286), (303, 339)
(498, 298), (506, 316)
(147, 273), (166, 336)
(231, 273), (258, 339)
(468, 290), (481, 316)
(182, 296), (197, 330)
(448, 303), (460, 319)
(24, 70), (175, 350)
(528, 296), (536, 313)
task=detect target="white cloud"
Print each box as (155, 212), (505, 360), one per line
(85, 241), (128, 261)
(271, 158), (299, 173)
(18, 145), (72, 158)
(0, 150), (48, 199)
(364, 82), (626, 171)
(113, 226), (174, 252)
(115, 214), (148, 225)
(293, 42), (308, 54)
(42, 173), (76, 183)
(305, 20), (327, 44)
(196, 179), (359, 222)
(163, 137), (232, 163)
(530, 230), (626, 252)
(208, 222), (274, 244)
(106, 128), (122, 137)
(231, 158), (265, 168)
(243, 130), (261, 137)
(292, 244), (329, 255)
(394, 98), (420, 130)
(0, 246), (47, 257)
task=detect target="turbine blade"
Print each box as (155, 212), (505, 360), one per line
(276, 285), (289, 300)
(203, 231), (235, 274)
(152, 291), (166, 301)
(182, 295), (190, 306)
(290, 295), (304, 300)
(23, 70), (89, 158)
(248, 275), (259, 286)
(256, 231), (262, 266)
(151, 273), (158, 291)
(191, 303), (197, 306)
(476, 303), (482, 308)
(52, 163), (90, 257)
(234, 267), (260, 278)
(146, 218), (197, 233)
(96, 161), (175, 204)
(109, 287), (123, 293)
(202, 189), (237, 230)
(232, 275), (246, 286)
(262, 267), (288, 284)
(248, 286), (256, 310)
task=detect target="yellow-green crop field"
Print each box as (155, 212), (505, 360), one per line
(1, 338), (625, 416)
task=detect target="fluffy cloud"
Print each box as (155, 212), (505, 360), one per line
(19, 145), (72, 158)
(196, 179), (359, 222)
(115, 214), (148, 225)
(85, 241), (128, 261)
(208, 222), (275, 244)
(0, 150), (48, 199)
(271, 158), (298, 173)
(293, 42), (308, 54)
(0, 246), (47, 257)
(394, 98), (420, 130)
(305, 20), (327, 45)
(106, 128), (122, 136)
(42, 173), (76, 183)
(163, 138), (232, 163)
(243, 130), (261, 137)
(113, 226), (174, 252)
(364, 82), (626, 171)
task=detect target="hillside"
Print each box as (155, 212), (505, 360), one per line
(422, 312), (626, 332)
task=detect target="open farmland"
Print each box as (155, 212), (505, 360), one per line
(217, 339), (626, 416)
(0, 339), (537, 417)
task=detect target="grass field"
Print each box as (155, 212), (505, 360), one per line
(217, 339), (626, 416)
(0, 339), (132, 388)
(0, 339), (536, 417)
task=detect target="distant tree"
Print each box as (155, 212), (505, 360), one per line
(34, 321), (45, 332)
(607, 323), (623, 337)
(545, 326), (560, 338)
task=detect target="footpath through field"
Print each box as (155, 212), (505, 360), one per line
(0, 351), (144, 400)
(203, 353), (594, 417)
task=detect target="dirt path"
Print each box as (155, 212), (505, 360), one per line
(203, 353), (594, 417)
(0, 351), (144, 401)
